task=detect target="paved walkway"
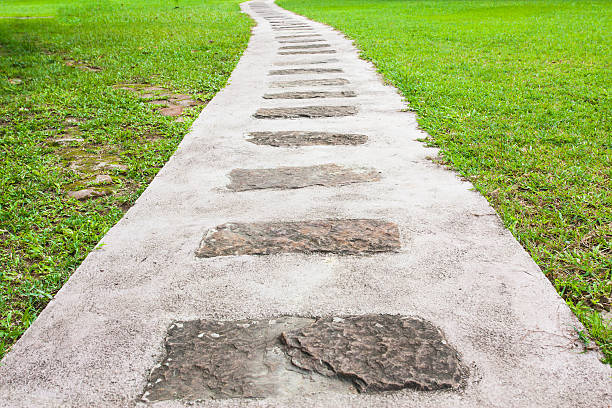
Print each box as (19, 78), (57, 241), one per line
(1, 1), (610, 407)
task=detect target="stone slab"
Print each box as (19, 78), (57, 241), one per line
(246, 130), (367, 146)
(274, 58), (340, 65)
(279, 38), (327, 43)
(269, 68), (343, 75)
(263, 90), (356, 99)
(227, 163), (379, 191)
(276, 34), (322, 39)
(253, 105), (358, 119)
(279, 50), (337, 55)
(141, 315), (465, 402)
(279, 44), (331, 49)
(270, 78), (350, 87)
(195, 219), (401, 257)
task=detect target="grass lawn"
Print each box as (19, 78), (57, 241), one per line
(0, 0), (251, 358)
(279, 0), (611, 363)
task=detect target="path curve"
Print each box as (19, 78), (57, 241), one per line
(0, 1), (610, 407)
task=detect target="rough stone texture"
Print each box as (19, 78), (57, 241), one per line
(274, 58), (340, 66)
(269, 68), (343, 75)
(280, 44), (331, 50)
(282, 315), (468, 392)
(141, 317), (355, 402)
(195, 219), (401, 257)
(94, 174), (113, 185)
(246, 131), (367, 146)
(254, 105), (357, 119)
(279, 38), (326, 43)
(227, 164), (379, 191)
(67, 188), (109, 200)
(263, 90), (356, 99)
(275, 34), (323, 39)
(271, 78), (350, 88)
(142, 315), (464, 402)
(279, 50), (337, 55)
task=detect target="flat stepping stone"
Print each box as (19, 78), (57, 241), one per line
(276, 34), (323, 39)
(263, 90), (356, 99)
(227, 164), (379, 191)
(279, 38), (327, 43)
(141, 315), (466, 402)
(270, 78), (350, 88)
(254, 105), (357, 119)
(195, 219), (400, 257)
(269, 68), (343, 75)
(279, 50), (337, 55)
(246, 131), (367, 146)
(274, 58), (340, 66)
(280, 44), (331, 50)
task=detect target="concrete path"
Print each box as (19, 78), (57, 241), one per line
(1, 1), (610, 407)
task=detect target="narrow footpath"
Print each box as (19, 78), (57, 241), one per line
(0, 1), (609, 407)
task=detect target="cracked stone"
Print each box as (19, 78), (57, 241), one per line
(270, 78), (350, 88)
(269, 68), (343, 75)
(195, 219), (400, 257)
(280, 44), (331, 50)
(142, 315), (466, 402)
(247, 131), (367, 146)
(279, 50), (337, 55)
(227, 164), (379, 191)
(254, 105), (357, 119)
(282, 315), (468, 392)
(263, 91), (356, 99)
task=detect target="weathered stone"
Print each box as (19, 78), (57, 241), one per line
(141, 317), (355, 402)
(279, 50), (337, 55)
(279, 38), (326, 43)
(282, 315), (468, 392)
(280, 44), (331, 50)
(274, 58), (339, 66)
(247, 131), (367, 146)
(159, 105), (183, 116)
(94, 174), (113, 185)
(142, 315), (465, 402)
(254, 105), (357, 119)
(67, 188), (109, 200)
(270, 78), (350, 88)
(227, 164), (379, 191)
(275, 34), (322, 39)
(196, 219), (400, 257)
(263, 91), (356, 99)
(269, 68), (343, 75)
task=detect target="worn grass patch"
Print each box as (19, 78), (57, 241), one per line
(0, 0), (251, 358)
(279, 0), (611, 363)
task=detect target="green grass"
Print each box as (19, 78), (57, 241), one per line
(279, 0), (611, 363)
(0, 0), (251, 358)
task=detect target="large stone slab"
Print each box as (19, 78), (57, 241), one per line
(270, 78), (350, 88)
(195, 219), (400, 257)
(246, 131), (367, 146)
(263, 90), (356, 99)
(227, 164), (379, 191)
(269, 68), (343, 75)
(141, 315), (466, 402)
(254, 105), (357, 119)
(276, 34), (322, 39)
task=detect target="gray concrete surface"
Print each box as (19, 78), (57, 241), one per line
(1, 0), (610, 406)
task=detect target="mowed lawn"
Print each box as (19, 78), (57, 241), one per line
(0, 0), (251, 358)
(279, 0), (611, 362)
